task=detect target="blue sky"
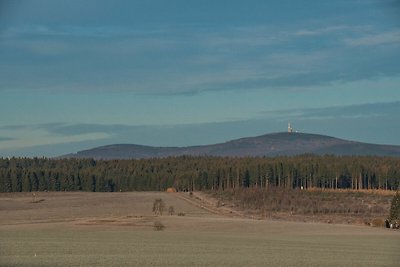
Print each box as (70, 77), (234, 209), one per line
(0, 0), (400, 157)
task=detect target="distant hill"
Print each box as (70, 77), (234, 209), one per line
(61, 132), (400, 159)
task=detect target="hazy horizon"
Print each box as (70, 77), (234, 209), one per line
(1, 0), (400, 157)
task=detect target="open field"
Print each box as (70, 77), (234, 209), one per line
(1, 192), (399, 266)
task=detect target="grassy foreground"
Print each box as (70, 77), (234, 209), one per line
(1, 220), (399, 267)
(0, 192), (399, 266)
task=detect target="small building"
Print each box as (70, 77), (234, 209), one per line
(166, 187), (177, 193)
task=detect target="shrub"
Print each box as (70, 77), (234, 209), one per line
(153, 221), (165, 231)
(370, 218), (385, 227)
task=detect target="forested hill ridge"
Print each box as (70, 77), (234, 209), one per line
(62, 132), (400, 159)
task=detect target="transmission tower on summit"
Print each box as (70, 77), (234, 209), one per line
(288, 122), (293, 133)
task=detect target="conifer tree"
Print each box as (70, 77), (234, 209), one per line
(389, 191), (400, 227)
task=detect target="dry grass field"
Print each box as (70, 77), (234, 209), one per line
(0, 192), (399, 266)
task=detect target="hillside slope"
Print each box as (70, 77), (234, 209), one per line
(62, 132), (400, 159)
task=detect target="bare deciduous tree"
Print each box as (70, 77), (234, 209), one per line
(153, 198), (165, 215)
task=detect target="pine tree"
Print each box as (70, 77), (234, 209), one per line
(243, 170), (250, 188)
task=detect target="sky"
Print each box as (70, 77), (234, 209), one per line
(0, 0), (400, 157)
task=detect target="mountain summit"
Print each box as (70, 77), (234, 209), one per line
(62, 132), (400, 159)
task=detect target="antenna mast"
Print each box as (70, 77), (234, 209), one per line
(288, 122), (293, 133)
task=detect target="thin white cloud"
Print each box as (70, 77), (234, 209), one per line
(0, 132), (110, 150)
(344, 30), (400, 46)
(260, 101), (400, 121)
(0, 137), (15, 142)
(2, 24), (173, 38)
(294, 25), (373, 37)
(294, 25), (350, 36)
(1, 23), (399, 95)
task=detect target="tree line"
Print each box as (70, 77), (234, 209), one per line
(0, 155), (399, 193)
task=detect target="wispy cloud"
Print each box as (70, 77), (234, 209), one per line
(6, 101), (398, 138)
(0, 100), (398, 156)
(1, 20), (399, 95)
(0, 131), (109, 151)
(2, 24), (173, 39)
(0, 123), (63, 131)
(0, 122), (110, 151)
(344, 30), (400, 46)
(294, 25), (351, 36)
(45, 123), (140, 136)
(0, 137), (15, 142)
(261, 101), (400, 121)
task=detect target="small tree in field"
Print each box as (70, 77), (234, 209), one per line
(153, 199), (166, 215)
(388, 191), (400, 228)
(168, 206), (175, 215)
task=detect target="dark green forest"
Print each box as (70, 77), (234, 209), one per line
(0, 155), (399, 193)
